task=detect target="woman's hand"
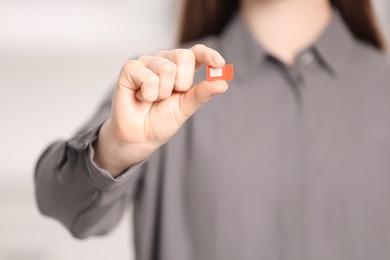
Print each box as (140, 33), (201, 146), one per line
(93, 44), (228, 177)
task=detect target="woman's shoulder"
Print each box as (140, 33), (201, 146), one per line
(352, 40), (390, 72)
(345, 40), (390, 94)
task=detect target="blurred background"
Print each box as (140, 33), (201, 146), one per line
(0, 0), (388, 259)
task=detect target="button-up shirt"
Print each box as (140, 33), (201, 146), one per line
(35, 10), (390, 260)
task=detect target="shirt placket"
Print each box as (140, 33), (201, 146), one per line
(275, 58), (307, 260)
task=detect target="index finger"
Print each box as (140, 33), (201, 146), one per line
(190, 44), (226, 69)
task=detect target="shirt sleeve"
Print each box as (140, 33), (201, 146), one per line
(34, 86), (147, 239)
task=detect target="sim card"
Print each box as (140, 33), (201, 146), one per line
(206, 64), (234, 81)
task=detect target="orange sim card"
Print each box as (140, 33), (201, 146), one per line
(206, 64), (234, 81)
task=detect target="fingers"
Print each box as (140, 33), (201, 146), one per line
(118, 60), (160, 102)
(138, 55), (177, 100)
(156, 49), (195, 92)
(190, 44), (226, 69)
(118, 44), (227, 102)
(179, 80), (229, 121)
(157, 45), (225, 92)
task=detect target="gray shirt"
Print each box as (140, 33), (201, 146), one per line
(35, 11), (390, 260)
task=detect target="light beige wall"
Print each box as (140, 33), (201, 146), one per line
(0, 1), (180, 259)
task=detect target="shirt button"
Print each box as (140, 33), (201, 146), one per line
(300, 51), (314, 65)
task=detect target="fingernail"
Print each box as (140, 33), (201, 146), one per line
(213, 54), (225, 65)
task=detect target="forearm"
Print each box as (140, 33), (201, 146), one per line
(34, 136), (145, 238)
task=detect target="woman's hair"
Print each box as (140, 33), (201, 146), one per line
(178, 0), (386, 51)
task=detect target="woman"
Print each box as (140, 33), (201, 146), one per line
(35, 0), (390, 259)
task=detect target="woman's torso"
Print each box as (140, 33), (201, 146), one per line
(132, 12), (390, 260)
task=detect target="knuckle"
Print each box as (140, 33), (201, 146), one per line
(155, 50), (167, 56)
(121, 60), (138, 74)
(193, 43), (206, 50)
(161, 62), (173, 73)
(194, 85), (210, 104)
(162, 61), (177, 74)
(146, 74), (159, 85)
(137, 55), (149, 62)
(123, 60), (137, 69)
(177, 49), (195, 63)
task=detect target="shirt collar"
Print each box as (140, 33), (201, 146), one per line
(218, 9), (355, 80)
(219, 13), (267, 80)
(314, 10), (355, 76)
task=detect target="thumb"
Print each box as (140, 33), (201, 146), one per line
(179, 80), (228, 120)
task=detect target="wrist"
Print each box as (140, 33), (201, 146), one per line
(93, 120), (157, 178)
